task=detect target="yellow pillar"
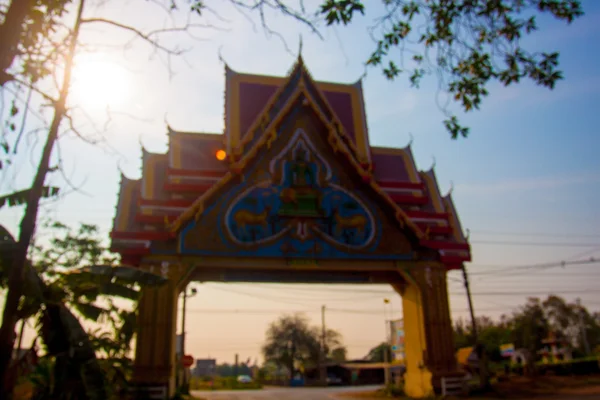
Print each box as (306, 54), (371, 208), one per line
(393, 265), (459, 398)
(133, 262), (192, 398)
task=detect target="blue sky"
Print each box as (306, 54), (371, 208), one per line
(1, 0), (599, 363)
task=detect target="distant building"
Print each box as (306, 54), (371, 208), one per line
(510, 349), (533, 366)
(304, 360), (403, 386)
(538, 332), (573, 364)
(193, 359), (216, 377)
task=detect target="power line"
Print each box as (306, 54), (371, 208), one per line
(471, 240), (600, 248)
(206, 284), (394, 304)
(470, 289), (600, 296)
(469, 229), (600, 239)
(469, 258), (599, 276)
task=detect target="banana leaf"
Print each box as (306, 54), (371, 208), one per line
(71, 302), (107, 322)
(39, 304), (106, 400)
(97, 283), (139, 301)
(27, 264), (108, 399)
(0, 186), (60, 210)
(77, 264), (168, 286)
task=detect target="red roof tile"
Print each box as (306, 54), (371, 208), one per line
(167, 128), (228, 172)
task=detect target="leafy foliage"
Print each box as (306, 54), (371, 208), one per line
(320, 0), (584, 138)
(453, 295), (600, 361)
(0, 187), (60, 209)
(0, 0), (73, 85)
(364, 342), (392, 363)
(0, 221), (167, 399)
(261, 313), (347, 380)
(179, 0), (584, 138)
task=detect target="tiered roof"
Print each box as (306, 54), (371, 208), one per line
(111, 58), (471, 269)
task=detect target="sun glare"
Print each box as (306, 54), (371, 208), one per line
(71, 53), (131, 109)
(216, 149), (227, 161)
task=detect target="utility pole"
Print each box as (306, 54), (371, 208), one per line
(180, 286), (197, 393)
(181, 290), (187, 358)
(462, 265), (477, 342)
(383, 299), (391, 386)
(462, 264), (489, 389)
(576, 298), (591, 356)
(320, 305), (327, 386)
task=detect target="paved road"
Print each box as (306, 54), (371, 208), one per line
(191, 385), (383, 399)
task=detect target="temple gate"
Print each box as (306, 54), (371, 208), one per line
(110, 57), (471, 398)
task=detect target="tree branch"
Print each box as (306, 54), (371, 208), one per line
(80, 17), (213, 55)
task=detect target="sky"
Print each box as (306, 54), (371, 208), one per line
(1, 0), (600, 365)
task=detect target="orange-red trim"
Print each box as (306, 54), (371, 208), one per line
(164, 183), (213, 192)
(378, 181), (424, 190)
(167, 168), (226, 178)
(415, 224), (453, 235)
(388, 193), (428, 204)
(110, 231), (175, 241)
(135, 214), (178, 224)
(406, 210), (449, 219)
(420, 240), (470, 251)
(139, 198), (194, 208)
(441, 254), (472, 264)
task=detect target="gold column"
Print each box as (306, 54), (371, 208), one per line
(393, 265), (458, 397)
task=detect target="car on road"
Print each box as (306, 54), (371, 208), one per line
(237, 375), (253, 384)
(326, 375), (343, 385)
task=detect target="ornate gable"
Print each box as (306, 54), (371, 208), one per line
(223, 59), (371, 165)
(177, 94), (426, 259)
(110, 58), (471, 269)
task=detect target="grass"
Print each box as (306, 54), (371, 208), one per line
(188, 376), (263, 391)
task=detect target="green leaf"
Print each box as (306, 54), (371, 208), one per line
(98, 282), (140, 300)
(320, 0), (365, 26)
(72, 301), (107, 322)
(78, 264), (168, 286)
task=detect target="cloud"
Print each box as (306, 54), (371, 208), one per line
(456, 173), (600, 195)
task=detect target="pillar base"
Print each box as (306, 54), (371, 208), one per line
(403, 367), (434, 398)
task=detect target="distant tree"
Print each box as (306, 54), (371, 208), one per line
(453, 318), (473, 350)
(261, 313), (346, 382)
(453, 296), (600, 362)
(330, 347), (347, 363)
(476, 316), (512, 362)
(216, 363), (233, 377)
(365, 342), (392, 363)
(262, 314), (316, 382)
(315, 327), (347, 366)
